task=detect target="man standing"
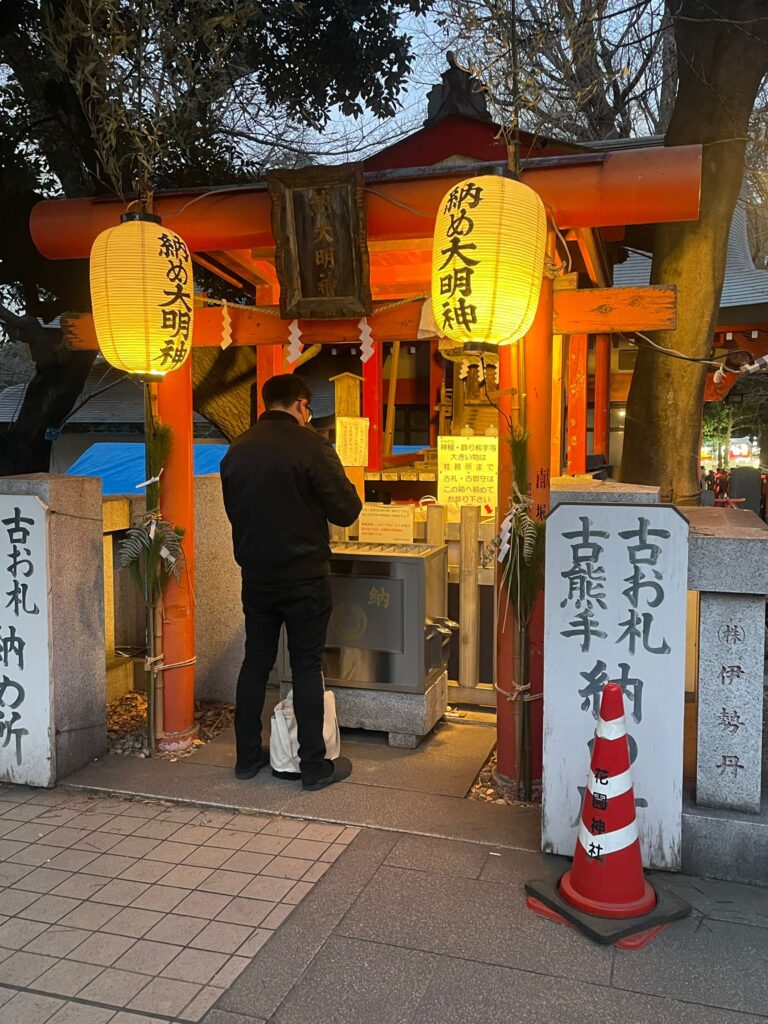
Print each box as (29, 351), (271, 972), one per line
(220, 374), (362, 790)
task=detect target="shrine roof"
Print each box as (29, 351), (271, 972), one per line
(0, 364), (212, 426)
(614, 193), (768, 322)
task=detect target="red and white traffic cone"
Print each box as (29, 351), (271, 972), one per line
(525, 682), (689, 949)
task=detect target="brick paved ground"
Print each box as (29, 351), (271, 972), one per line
(1, 783), (766, 1024)
(0, 785), (357, 1023)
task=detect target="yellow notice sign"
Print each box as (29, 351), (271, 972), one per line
(438, 436), (499, 509)
(358, 504), (414, 544)
(336, 417), (369, 467)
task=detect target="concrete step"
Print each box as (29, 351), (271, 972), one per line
(682, 793), (768, 885)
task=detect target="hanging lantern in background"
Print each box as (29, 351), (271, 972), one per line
(90, 212), (194, 377)
(431, 175), (546, 353)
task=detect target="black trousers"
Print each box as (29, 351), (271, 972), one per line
(235, 576), (332, 782)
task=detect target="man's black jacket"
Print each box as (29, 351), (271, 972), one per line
(220, 411), (362, 582)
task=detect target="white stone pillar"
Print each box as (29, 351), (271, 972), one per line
(0, 476), (106, 785)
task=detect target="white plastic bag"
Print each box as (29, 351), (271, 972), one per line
(270, 683), (340, 775)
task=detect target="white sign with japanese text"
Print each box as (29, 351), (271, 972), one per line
(336, 417), (369, 467)
(358, 504), (415, 545)
(438, 435), (498, 509)
(542, 503), (689, 870)
(0, 496), (52, 787)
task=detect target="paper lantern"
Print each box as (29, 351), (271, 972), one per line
(90, 212), (194, 377)
(431, 175), (546, 351)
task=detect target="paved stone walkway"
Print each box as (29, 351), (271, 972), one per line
(0, 785), (357, 1023)
(206, 830), (768, 1024)
(1, 782), (767, 1023)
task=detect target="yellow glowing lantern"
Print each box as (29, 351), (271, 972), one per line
(431, 175), (546, 351)
(90, 212), (194, 377)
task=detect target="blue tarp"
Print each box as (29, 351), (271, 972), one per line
(68, 440), (426, 496)
(67, 442), (229, 496)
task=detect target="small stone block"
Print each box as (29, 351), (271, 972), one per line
(330, 672), (447, 742)
(388, 733), (418, 749)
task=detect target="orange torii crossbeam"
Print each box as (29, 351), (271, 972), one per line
(61, 286), (677, 352)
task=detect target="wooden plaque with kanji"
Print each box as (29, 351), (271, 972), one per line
(267, 164), (373, 320)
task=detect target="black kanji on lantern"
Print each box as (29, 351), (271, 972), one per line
(156, 231), (193, 367)
(440, 266), (474, 298)
(443, 181), (484, 214)
(438, 237), (479, 271)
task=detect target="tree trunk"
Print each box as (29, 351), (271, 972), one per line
(0, 326), (96, 474)
(620, 0), (768, 503)
(191, 347), (256, 442)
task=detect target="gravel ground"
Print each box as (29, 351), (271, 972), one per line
(107, 693), (234, 761)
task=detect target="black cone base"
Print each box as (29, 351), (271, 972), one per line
(525, 875), (691, 946)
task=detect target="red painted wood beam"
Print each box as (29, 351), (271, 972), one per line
(566, 334), (588, 475)
(428, 339), (442, 448)
(62, 286), (678, 352)
(362, 344), (383, 471)
(593, 333), (611, 459)
(62, 304), (426, 350)
(519, 228), (556, 796)
(31, 145), (702, 260)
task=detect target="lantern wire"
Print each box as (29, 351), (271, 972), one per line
(624, 331), (738, 374)
(548, 215), (573, 275)
(59, 373), (132, 427)
(363, 188), (433, 218)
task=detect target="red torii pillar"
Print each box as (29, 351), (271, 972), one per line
(496, 228), (555, 794)
(566, 333), (588, 475)
(593, 333), (611, 461)
(362, 343), (383, 471)
(156, 359), (197, 749)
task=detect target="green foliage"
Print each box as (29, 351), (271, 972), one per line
(704, 375), (768, 464)
(0, 0), (431, 302)
(702, 401), (732, 446)
(119, 516), (185, 603)
(37, 0), (433, 199)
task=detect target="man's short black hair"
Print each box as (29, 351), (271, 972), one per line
(262, 374), (311, 409)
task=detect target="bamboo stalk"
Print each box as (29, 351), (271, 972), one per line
(153, 602), (164, 742)
(517, 338), (527, 429)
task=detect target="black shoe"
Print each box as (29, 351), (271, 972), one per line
(235, 751), (270, 780)
(272, 768), (302, 781)
(302, 756), (352, 792)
